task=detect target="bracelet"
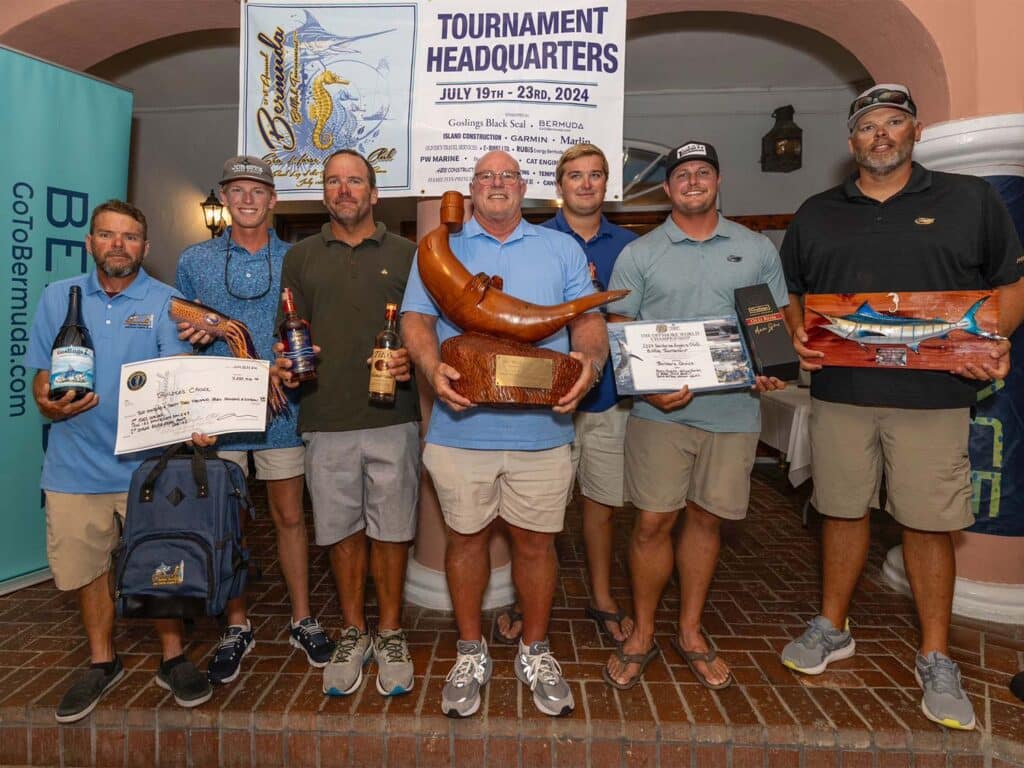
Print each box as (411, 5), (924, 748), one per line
(589, 360), (602, 389)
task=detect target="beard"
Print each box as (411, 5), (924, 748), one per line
(855, 142), (913, 176)
(98, 254), (141, 278)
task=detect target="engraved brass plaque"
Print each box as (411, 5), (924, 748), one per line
(495, 355), (553, 389)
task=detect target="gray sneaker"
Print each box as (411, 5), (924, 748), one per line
(515, 639), (575, 717)
(915, 651), (976, 730)
(55, 657), (125, 723)
(781, 615), (856, 675)
(441, 639), (493, 718)
(322, 626), (371, 696)
(373, 628), (414, 696)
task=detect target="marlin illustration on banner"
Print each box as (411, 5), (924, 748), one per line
(809, 297), (1004, 352)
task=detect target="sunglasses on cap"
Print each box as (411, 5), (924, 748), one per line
(849, 88), (916, 118)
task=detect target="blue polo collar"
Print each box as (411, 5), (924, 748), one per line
(84, 266), (153, 300)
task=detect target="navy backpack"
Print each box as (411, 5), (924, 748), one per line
(113, 443), (251, 618)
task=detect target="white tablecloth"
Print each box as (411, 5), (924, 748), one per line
(759, 387), (812, 487)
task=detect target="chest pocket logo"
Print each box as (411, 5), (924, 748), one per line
(124, 313), (155, 329)
(726, 255), (742, 263)
(914, 217), (935, 226)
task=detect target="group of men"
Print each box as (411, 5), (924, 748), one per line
(31, 83), (1022, 731)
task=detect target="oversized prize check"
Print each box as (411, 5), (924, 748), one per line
(115, 356), (269, 454)
(607, 316), (755, 396)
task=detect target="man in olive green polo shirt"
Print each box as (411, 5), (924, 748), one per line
(278, 149), (419, 699)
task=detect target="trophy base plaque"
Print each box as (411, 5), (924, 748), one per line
(441, 332), (582, 406)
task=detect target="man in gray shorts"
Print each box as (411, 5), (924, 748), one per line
(603, 142), (788, 691)
(780, 84), (1024, 730)
(177, 156), (333, 685)
(276, 149), (420, 698)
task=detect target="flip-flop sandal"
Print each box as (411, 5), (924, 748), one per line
(585, 604), (632, 645)
(601, 642), (660, 690)
(670, 629), (734, 690)
(491, 606), (523, 645)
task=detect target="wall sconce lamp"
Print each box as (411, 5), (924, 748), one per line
(761, 105), (802, 173)
(201, 189), (226, 238)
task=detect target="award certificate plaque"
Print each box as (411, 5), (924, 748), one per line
(804, 290), (1003, 370)
(607, 317), (755, 396)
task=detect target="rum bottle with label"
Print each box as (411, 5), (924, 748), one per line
(369, 302), (399, 404)
(49, 285), (95, 401)
(278, 288), (317, 382)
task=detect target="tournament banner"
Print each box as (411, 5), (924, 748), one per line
(239, 0), (626, 199)
(0, 46), (133, 592)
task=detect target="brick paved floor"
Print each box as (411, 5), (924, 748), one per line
(1, 464), (1022, 767)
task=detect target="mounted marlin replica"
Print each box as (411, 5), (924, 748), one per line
(804, 290), (1004, 371)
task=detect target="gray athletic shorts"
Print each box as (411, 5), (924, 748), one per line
(302, 422), (420, 545)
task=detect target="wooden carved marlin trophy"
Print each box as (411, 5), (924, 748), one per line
(416, 191), (629, 406)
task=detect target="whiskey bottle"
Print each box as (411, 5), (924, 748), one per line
(369, 302), (399, 404)
(278, 288), (317, 382)
(49, 285), (95, 401)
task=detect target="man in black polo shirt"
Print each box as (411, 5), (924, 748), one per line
(779, 83), (1024, 731)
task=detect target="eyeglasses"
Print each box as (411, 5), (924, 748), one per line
(473, 170), (522, 184)
(224, 241), (273, 301)
(849, 88), (915, 118)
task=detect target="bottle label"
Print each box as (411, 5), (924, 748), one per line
(369, 348), (396, 395)
(50, 346), (95, 391)
(284, 329), (315, 374)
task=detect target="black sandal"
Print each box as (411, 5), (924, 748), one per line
(585, 604), (632, 645)
(491, 606), (523, 645)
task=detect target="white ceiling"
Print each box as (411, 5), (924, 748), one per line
(91, 12), (869, 108)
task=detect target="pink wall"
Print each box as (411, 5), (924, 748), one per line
(2, 1), (1022, 121)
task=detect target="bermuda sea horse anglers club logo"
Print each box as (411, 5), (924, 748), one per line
(152, 561), (185, 587)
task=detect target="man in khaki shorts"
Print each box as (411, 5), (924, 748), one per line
(603, 142), (788, 691)
(780, 84), (1024, 730)
(27, 200), (217, 723)
(402, 150), (608, 718)
(494, 144), (638, 646)
(176, 156), (333, 685)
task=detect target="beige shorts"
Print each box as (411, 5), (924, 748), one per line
(45, 492), (127, 592)
(809, 399), (973, 531)
(423, 444), (573, 535)
(571, 401), (631, 507)
(624, 416), (759, 520)
(218, 445), (305, 481)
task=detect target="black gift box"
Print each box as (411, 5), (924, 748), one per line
(734, 283), (799, 381)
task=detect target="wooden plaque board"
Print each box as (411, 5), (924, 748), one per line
(804, 290), (1001, 370)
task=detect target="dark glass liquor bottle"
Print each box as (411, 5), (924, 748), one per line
(278, 288), (317, 382)
(49, 285), (95, 401)
(369, 302), (399, 404)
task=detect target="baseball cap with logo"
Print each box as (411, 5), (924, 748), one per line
(665, 141), (720, 180)
(847, 84), (917, 131)
(220, 155), (275, 187)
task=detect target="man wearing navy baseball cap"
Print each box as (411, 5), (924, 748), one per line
(602, 140), (789, 692)
(779, 83), (1024, 730)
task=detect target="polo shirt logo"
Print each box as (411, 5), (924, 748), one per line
(914, 217), (935, 225)
(726, 255), (742, 263)
(124, 313), (154, 329)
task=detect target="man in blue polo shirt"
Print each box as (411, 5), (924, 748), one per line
(493, 144), (638, 647)
(603, 143), (787, 691)
(177, 156), (333, 685)
(28, 200), (215, 723)
(402, 150), (608, 718)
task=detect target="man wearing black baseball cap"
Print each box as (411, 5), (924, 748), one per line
(602, 140), (788, 691)
(779, 83), (1024, 730)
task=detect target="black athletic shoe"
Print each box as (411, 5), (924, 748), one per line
(56, 656), (125, 724)
(156, 656), (212, 708)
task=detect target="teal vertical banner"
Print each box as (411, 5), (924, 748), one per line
(0, 46), (133, 590)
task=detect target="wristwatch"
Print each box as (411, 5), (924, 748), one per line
(589, 360), (603, 389)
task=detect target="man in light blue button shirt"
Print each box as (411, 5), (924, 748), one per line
(28, 200), (216, 722)
(602, 142), (789, 692)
